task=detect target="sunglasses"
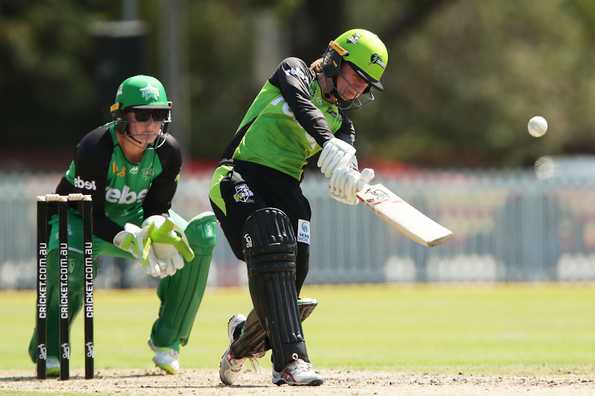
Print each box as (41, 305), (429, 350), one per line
(129, 109), (169, 122)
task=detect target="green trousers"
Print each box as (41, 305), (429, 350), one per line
(28, 209), (217, 361)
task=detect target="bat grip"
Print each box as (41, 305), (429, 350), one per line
(356, 180), (369, 192)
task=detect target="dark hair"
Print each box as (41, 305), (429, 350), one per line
(310, 58), (324, 73)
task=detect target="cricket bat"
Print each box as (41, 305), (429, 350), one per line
(356, 184), (453, 247)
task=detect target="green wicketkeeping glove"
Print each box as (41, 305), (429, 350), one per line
(113, 222), (151, 260)
(142, 215), (195, 262)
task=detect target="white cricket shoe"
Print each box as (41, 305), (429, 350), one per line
(272, 357), (323, 386)
(228, 313), (246, 343)
(46, 356), (60, 378)
(219, 313), (247, 385)
(148, 339), (180, 374)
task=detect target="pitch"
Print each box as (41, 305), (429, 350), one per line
(1, 284), (594, 395)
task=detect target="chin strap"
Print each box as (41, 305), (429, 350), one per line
(318, 72), (375, 111)
(318, 73), (338, 104)
(319, 74), (359, 111)
(125, 132), (147, 148)
(119, 124), (167, 150)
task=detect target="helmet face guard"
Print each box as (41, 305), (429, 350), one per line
(334, 86), (375, 111)
(321, 29), (388, 110)
(110, 75), (173, 148)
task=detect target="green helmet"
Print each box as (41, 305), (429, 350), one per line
(323, 28), (388, 91)
(110, 74), (172, 114)
(110, 75), (172, 148)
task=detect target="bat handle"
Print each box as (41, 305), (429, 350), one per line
(356, 179), (371, 194)
(355, 168), (375, 193)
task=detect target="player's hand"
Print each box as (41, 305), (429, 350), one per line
(143, 215), (195, 262)
(143, 247), (183, 278)
(317, 138), (356, 178)
(113, 222), (150, 259)
(137, 215), (195, 278)
(329, 167), (375, 205)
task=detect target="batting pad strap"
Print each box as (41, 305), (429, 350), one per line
(231, 298), (318, 358)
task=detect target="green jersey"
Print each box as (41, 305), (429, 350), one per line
(221, 57), (355, 180)
(56, 122), (182, 242)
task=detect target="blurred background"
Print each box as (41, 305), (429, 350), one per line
(2, 0), (595, 288)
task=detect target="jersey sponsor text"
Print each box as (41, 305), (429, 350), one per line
(74, 176), (97, 191)
(105, 185), (148, 204)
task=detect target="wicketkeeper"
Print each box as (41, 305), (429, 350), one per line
(209, 29), (388, 386)
(28, 75), (217, 376)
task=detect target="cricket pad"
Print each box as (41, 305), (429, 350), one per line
(242, 208), (308, 370)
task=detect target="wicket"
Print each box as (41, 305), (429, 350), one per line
(36, 193), (94, 380)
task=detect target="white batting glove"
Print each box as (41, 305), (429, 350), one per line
(317, 138), (357, 178)
(329, 167), (375, 205)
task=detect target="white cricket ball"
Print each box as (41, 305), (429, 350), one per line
(528, 115), (548, 138)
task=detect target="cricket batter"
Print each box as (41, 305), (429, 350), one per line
(28, 75), (217, 376)
(209, 29), (388, 386)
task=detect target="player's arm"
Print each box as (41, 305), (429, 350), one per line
(306, 112), (355, 169)
(269, 57), (335, 147)
(270, 58), (359, 180)
(57, 129), (153, 264)
(55, 127), (122, 242)
(327, 112), (376, 205)
(142, 134), (182, 218)
(140, 137), (195, 276)
(336, 111), (355, 146)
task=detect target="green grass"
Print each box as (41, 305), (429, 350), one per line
(1, 284), (595, 375)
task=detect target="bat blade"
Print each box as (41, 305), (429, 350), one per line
(356, 184), (453, 247)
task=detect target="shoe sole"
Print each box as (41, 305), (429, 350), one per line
(273, 378), (323, 386)
(219, 350), (241, 386)
(154, 361), (178, 375)
(152, 356), (178, 375)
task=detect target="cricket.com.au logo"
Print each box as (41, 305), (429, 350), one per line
(37, 344), (48, 361)
(86, 341), (95, 358)
(61, 343), (70, 359)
